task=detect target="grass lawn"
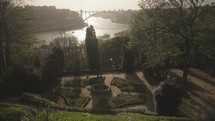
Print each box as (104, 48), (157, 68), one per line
(47, 112), (191, 121)
(0, 102), (192, 121)
(111, 77), (145, 92)
(0, 102), (35, 121)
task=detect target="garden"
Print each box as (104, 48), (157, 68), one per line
(55, 76), (146, 112)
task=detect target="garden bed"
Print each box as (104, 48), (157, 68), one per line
(56, 87), (90, 107)
(64, 77), (105, 87)
(96, 94), (145, 111)
(111, 77), (145, 92)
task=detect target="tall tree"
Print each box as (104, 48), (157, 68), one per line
(85, 25), (100, 72)
(132, 0), (209, 87)
(122, 45), (135, 73)
(0, 0), (38, 76)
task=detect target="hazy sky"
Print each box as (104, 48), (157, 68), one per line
(26, 0), (140, 11)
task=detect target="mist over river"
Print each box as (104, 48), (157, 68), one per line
(35, 17), (129, 44)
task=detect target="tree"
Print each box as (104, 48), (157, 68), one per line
(100, 35), (128, 69)
(0, 0), (38, 76)
(85, 25), (100, 72)
(122, 45), (135, 73)
(196, 4), (215, 76)
(51, 33), (87, 72)
(0, 0), (11, 75)
(42, 47), (64, 89)
(132, 0), (209, 87)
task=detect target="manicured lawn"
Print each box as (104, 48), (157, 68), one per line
(47, 112), (191, 121)
(111, 77), (145, 92)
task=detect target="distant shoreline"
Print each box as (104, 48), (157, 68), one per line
(33, 23), (87, 33)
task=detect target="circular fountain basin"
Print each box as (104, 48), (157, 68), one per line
(91, 84), (112, 95)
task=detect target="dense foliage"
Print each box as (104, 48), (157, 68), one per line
(131, 0), (215, 86)
(99, 34), (129, 69)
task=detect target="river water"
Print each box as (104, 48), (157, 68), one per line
(35, 17), (129, 44)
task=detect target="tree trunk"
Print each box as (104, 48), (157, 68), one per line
(0, 0), (7, 75)
(182, 39), (190, 89)
(182, 60), (189, 87)
(3, 19), (10, 68)
(0, 0), (11, 70)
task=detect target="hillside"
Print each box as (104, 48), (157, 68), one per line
(25, 6), (86, 32)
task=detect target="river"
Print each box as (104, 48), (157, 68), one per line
(35, 17), (129, 44)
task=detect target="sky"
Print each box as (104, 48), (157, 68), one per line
(26, 0), (140, 11)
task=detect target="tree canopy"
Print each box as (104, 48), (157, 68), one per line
(0, 0), (39, 76)
(131, 0), (215, 86)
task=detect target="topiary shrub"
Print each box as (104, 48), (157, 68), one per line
(153, 82), (183, 116)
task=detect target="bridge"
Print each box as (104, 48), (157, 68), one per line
(74, 9), (133, 22)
